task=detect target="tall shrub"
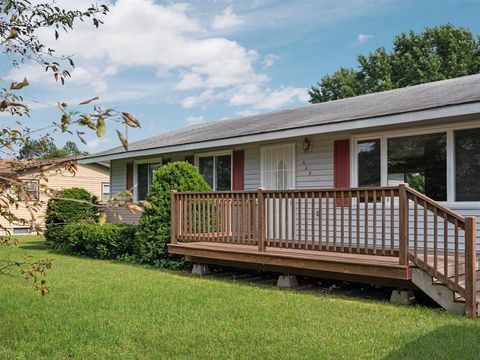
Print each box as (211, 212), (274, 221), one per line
(135, 161), (211, 268)
(45, 187), (97, 243)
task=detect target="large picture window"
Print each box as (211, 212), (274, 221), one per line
(198, 153), (231, 191)
(388, 133), (447, 201)
(136, 160), (161, 201)
(357, 139), (381, 187)
(261, 144), (295, 190)
(455, 128), (480, 202)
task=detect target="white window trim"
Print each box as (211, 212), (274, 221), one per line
(101, 182), (110, 202)
(133, 157), (162, 202)
(194, 150), (233, 191)
(350, 119), (480, 206)
(260, 143), (296, 190)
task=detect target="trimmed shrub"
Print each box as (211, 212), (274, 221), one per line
(50, 223), (137, 259)
(45, 187), (97, 243)
(135, 161), (211, 268)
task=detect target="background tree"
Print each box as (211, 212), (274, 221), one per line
(309, 24), (480, 103)
(0, 1), (140, 291)
(18, 137), (88, 159)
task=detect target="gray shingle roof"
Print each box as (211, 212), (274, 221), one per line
(90, 74), (480, 158)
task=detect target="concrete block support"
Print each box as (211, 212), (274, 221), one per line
(192, 264), (210, 276)
(277, 275), (298, 288)
(390, 290), (416, 306)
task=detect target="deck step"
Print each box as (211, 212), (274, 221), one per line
(447, 271), (480, 289)
(411, 268), (466, 315)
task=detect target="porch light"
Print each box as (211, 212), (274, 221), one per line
(302, 138), (312, 153)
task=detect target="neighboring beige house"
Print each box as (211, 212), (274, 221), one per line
(0, 157), (110, 235)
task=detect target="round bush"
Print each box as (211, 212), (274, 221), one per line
(135, 161), (211, 268)
(45, 187), (97, 243)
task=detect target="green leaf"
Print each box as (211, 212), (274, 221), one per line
(96, 117), (106, 137)
(116, 130), (128, 150)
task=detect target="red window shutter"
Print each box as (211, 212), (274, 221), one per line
(232, 150), (245, 190)
(334, 140), (350, 206)
(184, 155), (194, 164)
(334, 139), (350, 188)
(126, 162), (134, 191)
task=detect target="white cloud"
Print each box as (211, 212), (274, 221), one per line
(186, 116), (205, 126)
(357, 33), (373, 44)
(182, 84), (308, 112)
(261, 54), (279, 68)
(40, 0), (261, 92)
(182, 90), (218, 109)
(86, 137), (112, 149)
(253, 86), (309, 110)
(236, 109), (259, 117)
(211, 6), (244, 30)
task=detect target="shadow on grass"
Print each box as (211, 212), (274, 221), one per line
(18, 241), (49, 251)
(382, 324), (480, 359)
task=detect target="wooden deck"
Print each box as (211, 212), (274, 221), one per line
(169, 241), (410, 281)
(169, 185), (479, 317)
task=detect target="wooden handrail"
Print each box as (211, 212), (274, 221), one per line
(405, 186), (466, 227)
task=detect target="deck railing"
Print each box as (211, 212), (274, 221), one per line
(171, 184), (477, 317)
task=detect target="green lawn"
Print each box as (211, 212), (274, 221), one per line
(1, 236), (479, 359)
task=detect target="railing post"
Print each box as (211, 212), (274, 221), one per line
(170, 190), (178, 244)
(257, 187), (266, 252)
(398, 184), (409, 266)
(465, 216), (477, 318)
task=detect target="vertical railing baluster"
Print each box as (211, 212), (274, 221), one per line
(297, 192), (302, 249)
(311, 192), (316, 250)
(319, 191), (323, 251)
(356, 190), (360, 254)
(341, 190), (345, 252)
(424, 200), (428, 269)
(372, 190), (377, 255)
(364, 190), (368, 254)
(333, 191), (337, 251)
(381, 190), (386, 256)
(258, 188), (266, 252)
(348, 191), (352, 253)
(390, 189), (394, 256)
(398, 184), (409, 266)
(326, 191), (330, 251)
(304, 192), (309, 250)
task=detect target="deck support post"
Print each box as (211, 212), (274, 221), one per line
(464, 216), (477, 318)
(257, 187), (266, 252)
(277, 275), (298, 288)
(398, 184), (409, 266)
(170, 190), (178, 244)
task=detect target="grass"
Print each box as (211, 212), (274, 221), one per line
(1, 236), (480, 359)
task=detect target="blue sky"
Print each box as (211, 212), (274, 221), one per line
(2, 0), (480, 154)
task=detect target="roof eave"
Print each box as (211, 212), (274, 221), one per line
(79, 101), (480, 164)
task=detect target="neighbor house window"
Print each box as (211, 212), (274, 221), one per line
(136, 160), (161, 201)
(455, 128), (480, 201)
(357, 139), (381, 187)
(387, 133), (447, 201)
(22, 179), (39, 201)
(261, 144), (295, 190)
(13, 228), (29, 235)
(197, 153), (231, 191)
(102, 182), (110, 202)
